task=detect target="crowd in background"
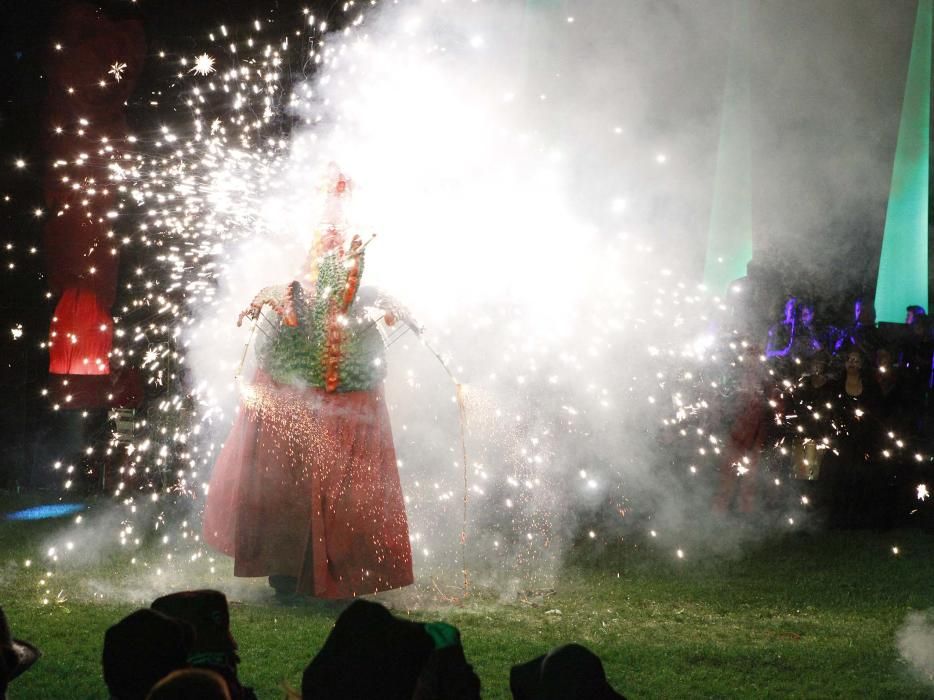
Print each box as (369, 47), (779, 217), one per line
(712, 280), (934, 528)
(0, 592), (625, 699)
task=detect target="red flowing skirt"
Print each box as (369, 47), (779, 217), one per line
(202, 370), (414, 598)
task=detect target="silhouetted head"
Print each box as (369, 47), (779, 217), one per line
(799, 303), (815, 327)
(844, 350), (864, 375)
(509, 643), (626, 700)
(855, 299), (875, 325)
(906, 305), (926, 326)
(103, 609), (193, 700)
(0, 607), (40, 698)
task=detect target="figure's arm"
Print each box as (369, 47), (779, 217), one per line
(237, 282), (303, 327)
(356, 285), (423, 334)
(765, 322), (795, 358)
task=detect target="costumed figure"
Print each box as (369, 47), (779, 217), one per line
(203, 166), (416, 599)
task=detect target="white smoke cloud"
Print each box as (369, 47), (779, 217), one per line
(897, 610), (934, 687)
(181, 0), (740, 596)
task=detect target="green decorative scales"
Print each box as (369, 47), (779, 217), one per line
(255, 246), (387, 392)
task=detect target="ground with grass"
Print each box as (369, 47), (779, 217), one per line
(1, 497), (933, 699)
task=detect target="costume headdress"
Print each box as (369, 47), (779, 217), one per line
(307, 162), (353, 285)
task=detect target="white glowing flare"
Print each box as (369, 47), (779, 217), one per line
(108, 61), (128, 82)
(190, 54), (217, 76)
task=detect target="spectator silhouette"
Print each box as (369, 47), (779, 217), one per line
(898, 304), (934, 437)
(146, 668), (231, 700)
(151, 589), (256, 700)
(510, 643), (625, 699)
(0, 606), (40, 699)
(906, 305), (926, 326)
(412, 623), (481, 700)
(102, 609), (193, 700)
(765, 295), (797, 360)
(302, 600), (477, 700)
(834, 297), (881, 358)
(790, 301), (825, 358)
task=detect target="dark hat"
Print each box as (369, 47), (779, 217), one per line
(302, 599), (435, 700)
(510, 644), (626, 700)
(151, 589), (237, 664)
(0, 606), (40, 683)
(102, 608), (193, 700)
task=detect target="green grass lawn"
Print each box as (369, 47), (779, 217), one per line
(2, 498), (933, 699)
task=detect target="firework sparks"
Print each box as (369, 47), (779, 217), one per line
(189, 53), (216, 76)
(108, 61), (128, 82)
(12, 0), (931, 607)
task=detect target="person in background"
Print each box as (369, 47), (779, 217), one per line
(906, 305), (926, 326)
(821, 350), (890, 529)
(790, 300), (825, 360)
(898, 304), (933, 439)
(874, 347), (899, 423)
(765, 295), (797, 361)
(833, 297), (881, 359)
(788, 351), (833, 520)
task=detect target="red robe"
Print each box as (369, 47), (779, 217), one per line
(203, 370), (414, 598)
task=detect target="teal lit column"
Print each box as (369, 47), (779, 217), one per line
(703, 0), (752, 294)
(875, 0), (931, 323)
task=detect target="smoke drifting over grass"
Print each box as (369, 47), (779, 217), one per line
(897, 610), (934, 688)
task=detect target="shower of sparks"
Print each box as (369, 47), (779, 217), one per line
(6, 0), (930, 604)
(108, 61), (128, 82)
(189, 53), (216, 76)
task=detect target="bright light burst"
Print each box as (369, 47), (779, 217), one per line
(108, 61), (128, 82)
(189, 53), (216, 76)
